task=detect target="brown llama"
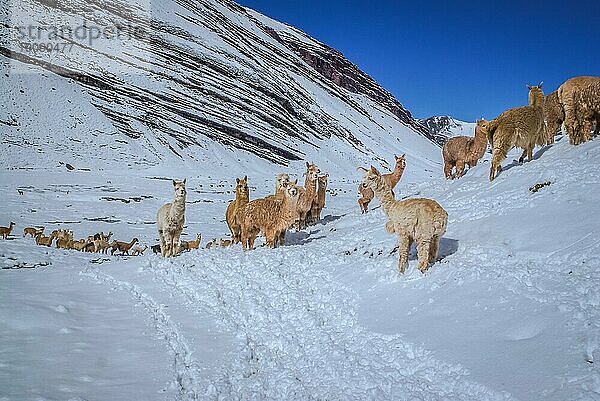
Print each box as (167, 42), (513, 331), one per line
(311, 174), (329, 222)
(358, 154), (406, 213)
(220, 239), (232, 247)
(297, 162), (320, 228)
(23, 226), (44, 238)
(71, 239), (91, 252)
(481, 83), (546, 181)
(558, 76), (600, 145)
(110, 238), (139, 255)
(572, 81), (600, 144)
(442, 122), (487, 179)
(226, 176), (249, 244)
(0, 222), (15, 239)
(360, 166), (448, 273)
(241, 180), (301, 250)
(35, 232), (55, 247)
(157, 179), (186, 257)
(180, 233), (201, 252)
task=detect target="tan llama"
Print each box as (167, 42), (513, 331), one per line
(572, 81), (600, 144)
(23, 226), (44, 238)
(312, 174), (329, 222)
(358, 155), (406, 213)
(0, 222), (15, 239)
(226, 176), (249, 244)
(35, 232), (55, 247)
(93, 238), (110, 253)
(544, 91), (563, 144)
(220, 238), (232, 247)
(131, 245), (148, 256)
(157, 179), (186, 257)
(558, 76), (600, 145)
(360, 166), (447, 273)
(481, 83), (546, 181)
(297, 162), (320, 228)
(442, 122), (487, 179)
(71, 239), (90, 252)
(180, 233), (201, 252)
(241, 180), (301, 250)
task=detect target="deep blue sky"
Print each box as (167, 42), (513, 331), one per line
(238, 0), (599, 122)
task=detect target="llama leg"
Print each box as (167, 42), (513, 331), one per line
(172, 232), (181, 256)
(489, 147), (507, 181)
(265, 230), (276, 248)
(443, 160), (453, 179)
(159, 230), (167, 257)
(164, 232), (173, 257)
(429, 235), (441, 264)
(455, 160), (465, 178)
(278, 230), (286, 246)
(416, 239), (432, 273)
(518, 149), (527, 163)
(397, 234), (411, 274)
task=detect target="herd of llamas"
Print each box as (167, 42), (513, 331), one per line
(443, 76), (600, 181)
(1, 76), (598, 273)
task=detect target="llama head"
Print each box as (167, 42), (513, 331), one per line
(284, 180), (301, 202)
(359, 165), (386, 192)
(132, 238), (139, 244)
(304, 162), (320, 182)
(393, 154), (406, 170)
(527, 83), (545, 107)
(172, 179), (186, 199)
(9, 222), (15, 227)
(318, 174), (329, 188)
(235, 176), (249, 198)
(275, 173), (290, 192)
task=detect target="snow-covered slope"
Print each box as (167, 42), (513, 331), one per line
(1, 134), (599, 400)
(1, 0), (434, 172)
(419, 115), (477, 145)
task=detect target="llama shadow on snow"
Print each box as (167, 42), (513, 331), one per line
(390, 237), (459, 262)
(501, 144), (553, 175)
(284, 230), (326, 246)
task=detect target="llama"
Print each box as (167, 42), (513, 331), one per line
(151, 244), (161, 254)
(360, 166), (448, 273)
(180, 233), (201, 252)
(558, 76), (600, 145)
(71, 239), (90, 252)
(312, 174), (329, 222)
(56, 231), (74, 250)
(220, 239), (232, 247)
(572, 81), (600, 144)
(110, 238), (139, 255)
(131, 245), (148, 256)
(23, 226), (44, 238)
(35, 232), (55, 247)
(241, 180), (301, 250)
(358, 155), (406, 213)
(544, 91), (564, 144)
(226, 176), (249, 244)
(442, 122), (487, 179)
(0, 222), (15, 239)
(297, 162), (320, 228)
(481, 83), (546, 181)
(93, 238), (110, 253)
(157, 179), (186, 257)
(205, 238), (218, 249)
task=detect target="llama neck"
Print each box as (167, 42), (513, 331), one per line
(304, 177), (317, 195)
(529, 92), (545, 109)
(471, 128), (488, 157)
(387, 166), (405, 187)
(237, 191), (249, 204)
(171, 194), (186, 217)
(371, 180), (396, 216)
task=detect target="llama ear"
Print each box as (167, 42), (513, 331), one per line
(306, 161), (310, 168)
(244, 175), (247, 181)
(172, 179), (177, 186)
(292, 179), (298, 185)
(236, 178), (240, 184)
(401, 153), (405, 158)
(538, 81), (543, 88)
(527, 84), (532, 90)
(370, 165), (381, 176)
(183, 178), (186, 185)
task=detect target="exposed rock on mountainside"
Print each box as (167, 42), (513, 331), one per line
(419, 115), (476, 146)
